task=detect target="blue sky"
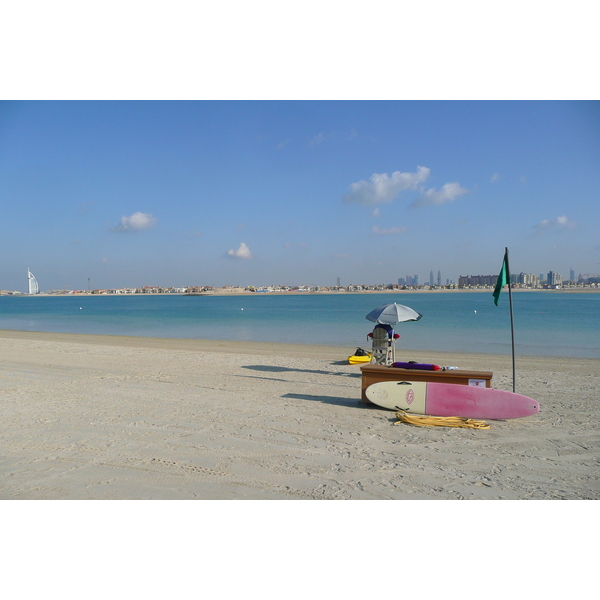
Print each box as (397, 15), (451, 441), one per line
(1, 100), (599, 291)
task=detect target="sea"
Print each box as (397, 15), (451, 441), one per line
(1, 292), (599, 359)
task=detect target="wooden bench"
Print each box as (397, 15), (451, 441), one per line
(360, 364), (493, 403)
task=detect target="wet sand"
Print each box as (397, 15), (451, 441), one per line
(0, 330), (598, 499)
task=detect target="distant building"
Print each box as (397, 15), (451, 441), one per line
(510, 272), (540, 287)
(547, 271), (563, 287)
(28, 269), (39, 294)
(458, 274), (496, 287)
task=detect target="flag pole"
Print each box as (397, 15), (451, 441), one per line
(504, 247), (516, 392)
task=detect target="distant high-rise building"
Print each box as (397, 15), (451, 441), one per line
(458, 274), (496, 287)
(513, 272), (540, 287)
(337, 277), (341, 287)
(28, 269), (39, 295)
(569, 267), (575, 282)
(429, 270), (434, 286)
(437, 270), (441, 286)
(547, 271), (563, 287)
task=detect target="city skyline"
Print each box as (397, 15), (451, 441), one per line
(2, 101), (599, 292)
(11, 264), (598, 296)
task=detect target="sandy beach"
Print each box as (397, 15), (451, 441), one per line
(0, 329), (598, 500)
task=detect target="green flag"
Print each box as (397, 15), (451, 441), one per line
(493, 249), (510, 305)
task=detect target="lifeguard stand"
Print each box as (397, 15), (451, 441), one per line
(368, 324), (398, 365)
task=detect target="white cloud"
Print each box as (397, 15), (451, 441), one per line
(371, 226), (407, 235)
(534, 215), (577, 232)
(309, 132), (328, 146)
(409, 182), (468, 208)
(343, 166), (431, 206)
(227, 242), (252, 259)
(310, 130), (356, 146)
(491, 173), (500, 183)
(372, 208), (380, 217)
(111, 212), (157, 232)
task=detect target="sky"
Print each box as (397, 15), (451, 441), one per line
(1, 3), (599, 293)
(1, 100), (599, 292)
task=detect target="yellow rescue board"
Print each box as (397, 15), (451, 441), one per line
(348, 353), (372, 364)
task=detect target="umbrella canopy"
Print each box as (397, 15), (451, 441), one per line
(365, 302), (422, 325)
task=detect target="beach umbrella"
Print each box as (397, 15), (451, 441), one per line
(365, 302), (422, 325)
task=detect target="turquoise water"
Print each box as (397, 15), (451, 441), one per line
(0, 292), (598, 358)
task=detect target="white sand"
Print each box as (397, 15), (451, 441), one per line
(1, 330), (598, 499)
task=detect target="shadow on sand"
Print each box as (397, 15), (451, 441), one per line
(241, 365), (361, 378)
(281, 392), (372, 409)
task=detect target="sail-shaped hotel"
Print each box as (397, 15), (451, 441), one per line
(28, 269), (39, 294)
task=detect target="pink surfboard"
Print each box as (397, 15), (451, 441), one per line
(365, 381), (540, 419)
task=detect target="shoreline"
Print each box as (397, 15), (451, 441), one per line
(1, 328), (597, 364)
(1, 329), (598, 500)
